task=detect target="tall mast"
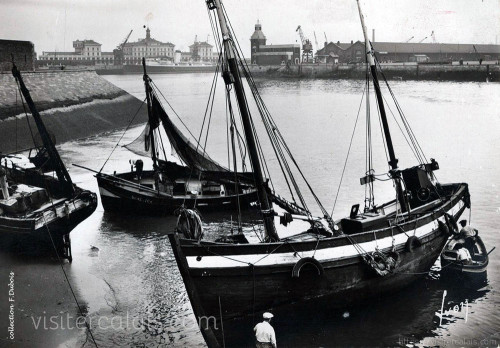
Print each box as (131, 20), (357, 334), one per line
(142, 57), (158, 169)
(356, 0), (398, 170)
(11, 64), (74, 196)
(356, 0), (408, 212)
(210, 0), (278, 241)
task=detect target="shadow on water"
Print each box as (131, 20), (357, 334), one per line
(220, 273), (490, 347)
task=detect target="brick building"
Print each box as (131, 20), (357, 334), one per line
(0, 39), (35, 72)
(250, 22), (300, 65)
(317, 40), (500, 64)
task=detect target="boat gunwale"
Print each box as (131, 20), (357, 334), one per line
(176, 182), (468, 255)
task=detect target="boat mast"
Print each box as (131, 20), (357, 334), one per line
(142, 57), (158, 169)
(11, 64), (74, 196)
(356, 0), (398, 170)
(210, 0), (278, 241)
(356, 0), (408, 211)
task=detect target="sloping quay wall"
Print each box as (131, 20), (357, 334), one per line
(0, 70), (147, 153)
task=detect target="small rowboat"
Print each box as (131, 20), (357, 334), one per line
(441, 236), (490, 285)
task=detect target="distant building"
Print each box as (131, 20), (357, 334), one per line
(0, 39), (35, 71)
(250, 22), (300, 65)
(189, 40), (215, 62)
(39, 39), (114, 65)
(317, 40), (500, 64)
(122, 27), (175, 65)
(73, 39), (101, 57)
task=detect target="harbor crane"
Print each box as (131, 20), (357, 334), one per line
(419, 31), (436, 44)
(113, 29), (133, 65)
(405, 36), (414, 43)
(192, 35), (200, 61)
(296, 25), (314, 63)
(313, 31), (319, 62)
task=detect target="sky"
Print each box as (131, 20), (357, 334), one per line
(1, 0), (499, 56)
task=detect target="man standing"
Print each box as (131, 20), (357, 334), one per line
(459, 219), (478, 256)
(254, 312), (277, 348)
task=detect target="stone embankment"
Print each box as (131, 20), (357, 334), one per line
(0, 70), (147, 153)
(249, 63), (500, 81)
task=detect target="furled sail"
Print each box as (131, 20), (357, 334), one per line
(151, 93), (227, 172)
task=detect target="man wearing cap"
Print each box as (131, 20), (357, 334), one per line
(254, 312), (277, 348)
(458, 219), (478, 256)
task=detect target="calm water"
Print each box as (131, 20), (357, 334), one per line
(57, 74), (500, 347)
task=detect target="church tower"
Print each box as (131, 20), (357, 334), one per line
(250, 20), (266, 64)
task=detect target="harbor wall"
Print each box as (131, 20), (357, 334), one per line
(248, 63), (500, 81)
(0, 70), (147, 154)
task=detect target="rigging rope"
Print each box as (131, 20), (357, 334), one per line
(330, 84), (366, 216)
(99, 98), (146, 173)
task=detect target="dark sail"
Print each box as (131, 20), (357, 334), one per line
(151, 93), (227, 172)
(123, 123), (152, 157)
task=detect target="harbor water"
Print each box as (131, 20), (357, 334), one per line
(9, 74), (500, 346)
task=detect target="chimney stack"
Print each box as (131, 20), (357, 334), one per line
(372, 29), (375, 43)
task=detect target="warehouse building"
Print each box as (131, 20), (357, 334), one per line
(317, 40), (500, 64)
(250, 22), (300, 65)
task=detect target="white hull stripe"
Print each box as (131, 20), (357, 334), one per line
(99, 187), (121, 198)
(186, 201), (463, 269)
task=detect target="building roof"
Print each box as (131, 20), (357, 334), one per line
(125, 38), (174, 47)
(251, 22), (266, 40)
(41, 51), (78, 55)
(372, 42), (500, 54)
(260, 44), (300, 49)
(75, 40), (101, 46)
(254, 52), (294, 56)
(318, 40), (500, 55)
(189, 41), (213, 48)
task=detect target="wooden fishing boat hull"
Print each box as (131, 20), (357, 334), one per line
(96, 171), (259, 216)
(168, 183), (469, 347)
(1, 166), (98, 253)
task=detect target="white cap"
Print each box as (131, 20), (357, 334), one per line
(263, 312), (274, 319)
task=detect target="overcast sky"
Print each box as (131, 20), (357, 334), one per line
(1, 0), (499, 55)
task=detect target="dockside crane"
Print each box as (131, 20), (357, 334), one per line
(418, 36), (428, 43)
(192, 35), (200, 62)
(296, 25), (313, 63)
(405, 36), (414, 43)
(113, 29), (133, 65)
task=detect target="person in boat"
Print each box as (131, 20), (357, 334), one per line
(254, 312), (277, 348)
(455, 243), (473, 265)
(459, 219), (478, 256)
(129, 159), (144, 180)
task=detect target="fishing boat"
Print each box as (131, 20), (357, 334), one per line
(441, 236), (490, 284)
(94, 59), (258, 216)
(0, 64), (98, 261)
(167, 1), (471, 346)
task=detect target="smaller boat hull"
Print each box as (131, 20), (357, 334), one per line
(96, 171), (258, 216)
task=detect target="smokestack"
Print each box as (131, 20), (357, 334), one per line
(372, 29), (375, 43)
